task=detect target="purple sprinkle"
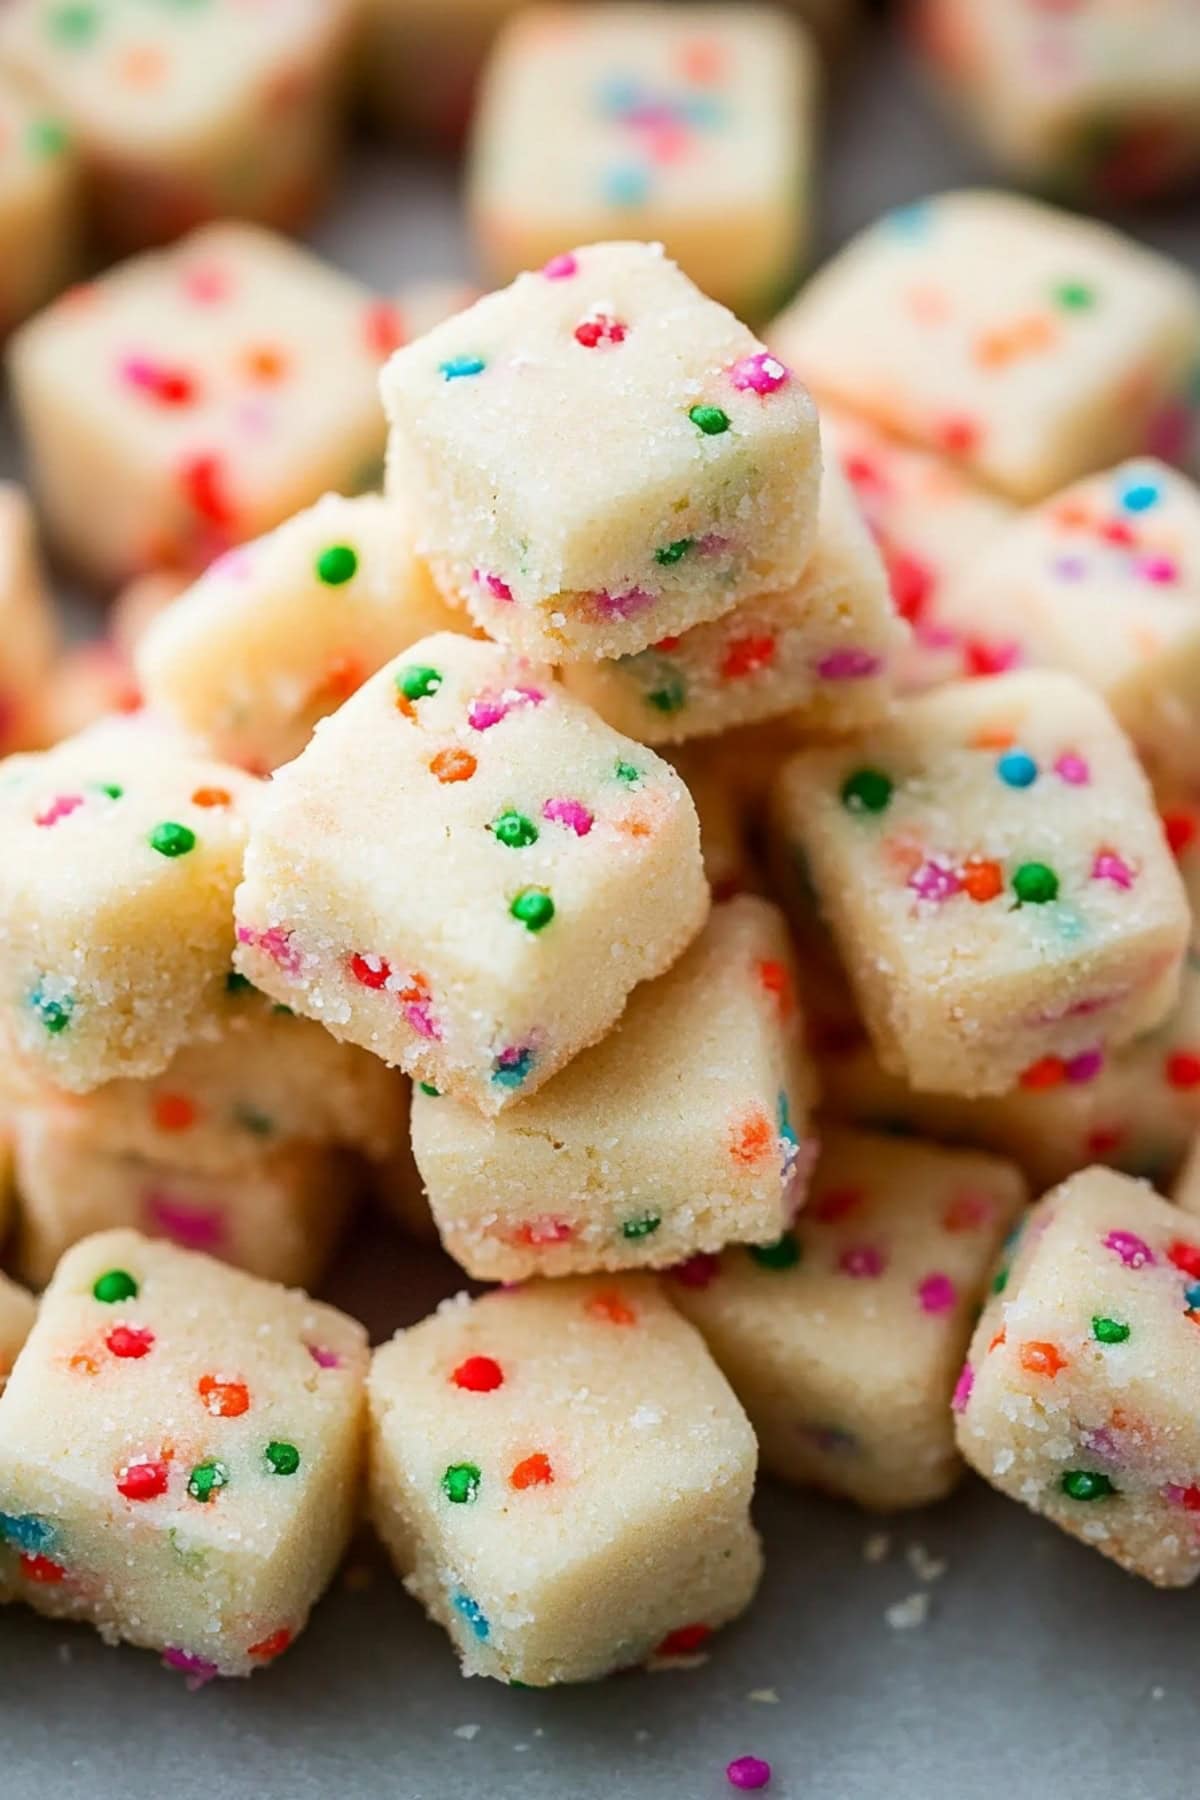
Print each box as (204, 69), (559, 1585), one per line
(1050, 553), (1089, 581)
(542, 252), (578, 280)
(162, 1647), (219, 1687)
(592, 586), (657, 621)
(815, 647), (883, 681)
(307, 1343), (342, 1369)
(951, 1362), (974, 1413)
(727, 1755), (772, 1791)
(917, 1272), (957, 1315)
(1065, 1047), (1104, 1084)
(1103, 1229), (1155, 1269)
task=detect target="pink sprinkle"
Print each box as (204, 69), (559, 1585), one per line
(1104, 1228), (1155, 1269)
(669, 1252), (721, 1289)
(162, 1647), (219, 1687)
(1054, 752), (1091, 786)
(144, 1190), (226, 1252)
(519, 1216), (574, 1246)
(1092, 849), (1135, 889)
(727, 1755), (772, 1791)
(918, 1272), (957, 1315)
(815, 647), (883, 681)
(473, 568), (514, 603)
(181, 263), (230, 305)
(729, 351), (790, 396)
(467, 685), (546, 731)
(307, 1343), (341, 1369)
(1080, 1424), (1120, 1460)
(951, 1362), (974, 1413)
(1065, 1047), (1104, 1084)
(402, 997), (441, 1041)
(542, 252), (578, 280)
(542, 797), (593, 836)
(1136, 555), (1178, 585)
(34, 793), (84, 828)
(839, 1244), (886, 1279)
(696, 533), (732, 556)
(236, 924), (302, 975)
(908, 861), (961, 903)
(592, 586), (657, 621)
(120, 354), (160, 391)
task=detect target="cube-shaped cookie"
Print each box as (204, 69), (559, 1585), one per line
(368, 1276), (761, 1684)
(0, 719), (256, 1091)
(137, 493), (461, 773)
(770, 190), (1200, 502)
(9, 224), (393, 587)
(935, 460), (1200, 786)
(0, 1230), (368, 1669)
(0, 1273), (35, 1394)
(956, 1167), (1200, 1586)
(411, 898), (817, 1279)
(469, 6), (816, 320)
(911, 0), (1200, 203)
(0, 74), (78, 334)
(0, 482), (58, 754)
(772, 670), (1190, 1097)
(563, 458), (904, 742)
(381, 240), (822, 661)
(669, 1126), (1027, 1509)
(824, 403), (1016, 692)
(0, 0), (356, 250)
(235, 632), (708, 1113)
(9, 1110), (353, 1290)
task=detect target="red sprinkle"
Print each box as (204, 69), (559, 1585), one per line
(117, 1459), (169, 1501)
(20, 1553), (66, 1584)
(107, 1325), (155, 1360)
(1167, 1239), (1200, 1279)
(1166, 1050), (1200, 1090)
(248, 1626), (293, 1661)
(656, 1622), (713, 1656)
(364, 300), (406, 360)
(574, 311), (627, 348)
(452, 1355), (504, 1393)
(350, 952), (391, 990)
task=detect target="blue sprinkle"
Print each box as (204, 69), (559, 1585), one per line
(777, 1089), (797, 1148)
(1185, 1282), (1200, 1310)
(885, 200), (932, 240)
(996, 749), (1038, 789)
(1118, 478), (1162, 513)
(603, 164), (650, 207)
(439, 354), (486, 382)
(679, 94), (724, 129)
(0, 1511), (56, 1553)
(453, 1591), (490, 1641)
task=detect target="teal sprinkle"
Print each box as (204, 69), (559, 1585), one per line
(439, 354), (486, 381)
(453, 1591), (490, 1640)
(31, 987), (73, 1035)
(0, 1512), (55, 1553)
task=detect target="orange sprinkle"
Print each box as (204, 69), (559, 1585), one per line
(587, 1291), (637, 1326)
(987, 1327), (1006, 1354)
(1020, 1056), (1065, 1091)
(321, 654), (366, 702)
(510, 1452), (554, 1490)
(756, 958), (794, 1019)
(67, 1348), (101, 1377)
(960, 858), (1003, 903)
(248, 1627), (293, 1661)
(198, 1375), (251, 1419)
(969, 723), (1015, 750)
(615, 809), (653, 838)
(191, 786), (231, 809)
(1020, 1340), (1067, 1378)
(429, 745), (477, 784)
(152, 1092), (197, 1133)
(730, 1109), (773, 1166)
(118, 44), (167, 87)
(678, 37), (725, 81)
(241, 344), (289, 385)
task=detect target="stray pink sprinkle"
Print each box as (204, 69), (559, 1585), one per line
(669, 1252), (721, 1289)
(1092, 849), (1135, 889)
(726, 1755), (772, 1791)
(908, 861), (961, 903)
(1065, 1048), (1104, 1084)
(1136, 555), (1178, 585)
(162, 1647), (218, 1688)
(236, 924), (302, 975)
(402, 997), (440, 1041)
(816, 647), (883, 681)
(120, 354), (161, 391)
(951, 1363), (974, 1413)
(918, 1272), (957, 1315)
(1104, 1228), (1155, 1269)
(839, 1244), (886, 1279)
(35, 793), (84, 828)
(592, 586), (657, 621)
(473, 569), (514, 603)
(307, 1344), (341, 1369)
(1054, 752), (1091, 785)
(144, 1191), (226, 1252)
(467, 685), (546, 731)
(729, 352), (790, 396)
(542, 252), (578, 280)
(542, 797), (593, 836)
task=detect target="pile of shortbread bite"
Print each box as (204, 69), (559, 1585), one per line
(0, 0), (1199, 1701)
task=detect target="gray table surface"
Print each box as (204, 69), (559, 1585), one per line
(2, 20), (1199, 1800)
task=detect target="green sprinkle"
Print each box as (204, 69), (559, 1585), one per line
(33, 991), (73, 1034)
(315, 544), (358, 586)
(27, 118), (69, 157)
(614, 759), (642, 785)
(655, 538), (693, 566)
(265, 1441), (300, 1477)
(510, 888), (554, 932)
(225, 971), (252, 995)
(234, 1105), (273, 1138)
(441, 1462), (481, 1505)
(1012, 862), (1059, 905)
(491, 810), (538, 849)
(1061, 1469), (1115, 1502)
(1054, 281), (1096, 311)
(840, 768), (893, 814)
(1092, 1316), (1130, 1344)
(689, 404), (731, 436)
(991, 1267), (1009, 1295)
(647, 676), (686, 714)
(149, 821), (196, 858)
(49, 3), (98, 44)
(750, 1232), (800, 1271)
(419, 1081), (440, 1097)
(92, 1269), (137, 1304)
(94, 782), (122, 800)
(397, 664), (442, 702)
(622, 1215), (661, 1240)
(187, 1459), (229, 1504)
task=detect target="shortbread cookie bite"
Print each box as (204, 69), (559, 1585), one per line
(0, 1230), (368, 1670)
(956, 1168), (1200, 1587)
(0, 482), (58, 753)
(0, 1273), (35, 1394)
(563, 460), (904, 742)
(0, 75), (79, 334)
(368, 1277), (761, 1684)
(670, 1127), (1027, 1509)
(137, 494), (460, 772)
(9, 224), (394, 587)
(770, 191), (1200, 502)
(235, 632), (708, 1113)
(0, 0), (357, 250)
(469, 6), (816, 318)
(381, 241), (821, 662)
(935, 460), (1200, 786)
(773, 670), (1190, 1097)
(9, 1110), (353, 1289)
(0, 719), (256, 1091)
(910, 0), (1200, 202)
(411, 898), (816, 1279)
